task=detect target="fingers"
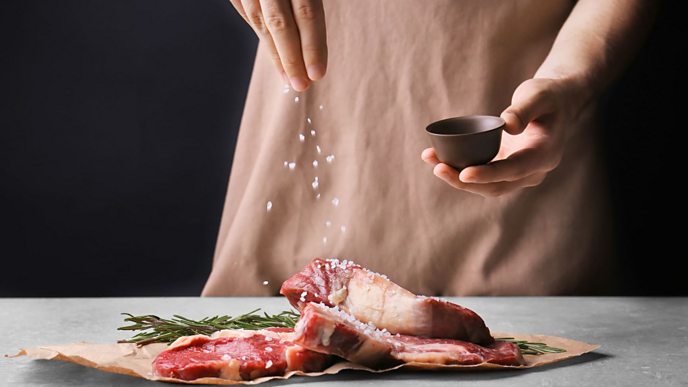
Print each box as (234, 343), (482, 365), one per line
(501, 79), (557, 135)
(459, 147), (550, 183)
(241, 0), (286, 82)
(229, 0), (249, 22)
(434, 163), (546, 197)
(291, 0), (327, 80)
(259, 0), (311, 91)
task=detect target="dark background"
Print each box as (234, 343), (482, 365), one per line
(1, 1), (685, 297)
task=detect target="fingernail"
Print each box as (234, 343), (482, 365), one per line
(306, 64), (325, 81)
(290, 76), (308, 91)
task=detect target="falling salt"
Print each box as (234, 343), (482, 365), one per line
(265, 360), (273, 369)
(325, 220), (332, 227)
(312, 177), (319, 190)
(319, 104), (324, 110)
(266, 201), (272, 212)
(310, 129), (316, 137)
(283, 161), (288, 168)
(299, 133), (305, 142)
(307, 117), (312, 125)
(288, 162), (296, 170)
(294, 96), (299, 103)
(316, 145), (322, 154)
(312, 160), (318, 168)
(316, 193), (321, 200)
(322, 236), (328, 245)
(326, 154), (335, 163)
(262, 280), (269, 285)
(340, 225), (347, 233)
(331, 197), (340, 207)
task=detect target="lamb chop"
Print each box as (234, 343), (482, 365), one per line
(281, 258), (494, 345)
(293, 302), (523, 369)
(153, 328), (333, 381)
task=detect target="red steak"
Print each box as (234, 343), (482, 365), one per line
(293, 303), (523, 369)
(153, 329), (333, 381)
(281, 258), (494, 345)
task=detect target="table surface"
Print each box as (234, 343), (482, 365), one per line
(1, 297), (687, 386)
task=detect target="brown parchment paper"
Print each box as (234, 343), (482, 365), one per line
(11, 332), (599, 385)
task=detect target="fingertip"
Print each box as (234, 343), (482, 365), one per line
(500, 110), (525, 135)
(433, 163), (457, 179)
(306, 64), (326, 81)
(459, 167), (479, 183)
(290, 76), (310, 92)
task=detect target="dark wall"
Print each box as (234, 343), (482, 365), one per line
(0, 0), (257, 296)
(1, 1), (685, 296)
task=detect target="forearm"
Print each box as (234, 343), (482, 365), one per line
(534, 0), (658, 110)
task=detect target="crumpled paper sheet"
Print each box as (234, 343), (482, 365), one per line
(11, 332), (599, 385)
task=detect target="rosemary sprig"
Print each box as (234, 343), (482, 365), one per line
(118, 309), (299, 346)
(119, 310), (565, 356)
(497, 337), (566, 355)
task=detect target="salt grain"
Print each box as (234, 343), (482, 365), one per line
(307, 117), (312, 125)
(331, 197), (340, 207)
(340, 225), (347, 233)
(266, 201), (272, 212)
(283, 161), (288, 168)
(294, 96), (300, 103)
(312, 160), (318, 168)
(221, 354), (232, 361)
(322, 236), (328, 245)
(312, 178), (319, 190)
(262, 280), (269, 286)
(311, 129), (316, 137)
(265, 346), (273, 352)
(316, 145), (322, 154)
(325, 220), (332, 227)
(326, 154), (335, 163)
(265, 336), (273, 341)
(288, 162), (296, 170)
(265, 360), (273, 369)
(300, 291), (307, 302)
(299, 133), (305, 142)
(319, 104), (324, 110)
(316, 193), (321, 200)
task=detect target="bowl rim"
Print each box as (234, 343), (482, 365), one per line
(426, 115), (505, 137)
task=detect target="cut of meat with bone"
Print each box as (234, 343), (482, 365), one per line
(293, 303), (523, 369)
(153, 329), (333, 381)
(281, 258), (494, 345)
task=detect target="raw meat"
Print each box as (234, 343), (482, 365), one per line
(293, 303), (523, 369)
(153, 328), (333, 381)
(281, 258), (494, 345)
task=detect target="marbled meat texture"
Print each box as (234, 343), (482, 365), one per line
(153, 328), (333, 381)
(280, 258), (494, 345)
(293, 303), (523, 369)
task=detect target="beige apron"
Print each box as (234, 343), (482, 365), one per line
(202, 0), (617, 296)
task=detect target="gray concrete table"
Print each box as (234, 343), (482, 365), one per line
(1, 297), (686, 386)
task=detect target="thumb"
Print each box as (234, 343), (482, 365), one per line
(500, 80), (556, 135)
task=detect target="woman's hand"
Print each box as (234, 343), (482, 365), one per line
(229, 0), (327, 91)
(421, 78), (584, 197)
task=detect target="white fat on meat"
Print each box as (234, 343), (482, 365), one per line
(341, 270), (428, 337)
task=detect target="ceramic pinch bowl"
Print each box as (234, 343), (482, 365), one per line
(426, 115), (505, 170)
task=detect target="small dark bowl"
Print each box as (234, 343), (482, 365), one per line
(426, 115), (504, 170)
